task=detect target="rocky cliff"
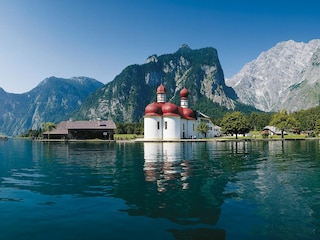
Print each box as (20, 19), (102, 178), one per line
(226, 39), (320, 112)
(0, 77), (103, 136)
(75, 45), (239, 122)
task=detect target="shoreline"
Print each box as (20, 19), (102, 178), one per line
(29, 136), (320, 143)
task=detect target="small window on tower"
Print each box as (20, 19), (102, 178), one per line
(165, 121), (168, 130)
(157, 121), (160, 129)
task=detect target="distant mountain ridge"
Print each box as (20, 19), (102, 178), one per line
(0, 76), (103, 136)
(226, 39), (320, 112)
(0, 46), (259, 136)
(73, 45), (245, 123)
(6, 40), (319, 136)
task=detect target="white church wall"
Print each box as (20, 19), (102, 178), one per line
(186, 120), (197, 139)
(163, 116), (180, 140)
(180, 119), (187, 139)
(144, 116), (163, 140)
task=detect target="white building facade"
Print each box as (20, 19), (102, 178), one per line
(144, 84), (220, 140)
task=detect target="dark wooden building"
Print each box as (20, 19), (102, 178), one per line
(43, 120), (116, 140)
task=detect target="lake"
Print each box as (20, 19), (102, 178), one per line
(1, 139), (320, 239)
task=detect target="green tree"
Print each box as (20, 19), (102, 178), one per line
(270, 110), (299, 138)
(125, 123), (134, 134)
(41, 122), (56, 139)
(314, 119), (320, 136)
(248, 112), (272, 131)
(197, 122), (210, 138)
(220, 112), (250, 139)
(115, 123), (126, 134)
(41, 122), (56, 132)
(133, 122), (143, 135)
(292, 107), (320, 131)
(115, 122), (143, 134)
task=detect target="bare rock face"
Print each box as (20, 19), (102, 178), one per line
(226, 39), (320, 112)
(75, 46), (238, 123)
(0, 77), (103, 136)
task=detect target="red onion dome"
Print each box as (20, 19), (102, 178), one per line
(157, 84), (166, 94)
(162, 102), (179, 116)
(180, 87), (189, 98)
(182, 108), (196, 119)
(145, 102), (162, 116)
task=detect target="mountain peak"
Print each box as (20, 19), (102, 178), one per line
(180, 44), (190, 49)
(226, 39), (320, 112)
(176, 44), (192, 54)
(0, 77), (103, 136)
(75, 46), (238, 123)
(0, 87), (6, 94)
(146, 54), (158, 64)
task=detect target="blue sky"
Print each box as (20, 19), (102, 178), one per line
(0, 0), (319, 93)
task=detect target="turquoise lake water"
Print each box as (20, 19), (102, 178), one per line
(0, 139), (320, 239)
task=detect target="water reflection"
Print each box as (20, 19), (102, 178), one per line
(2, 141), (119, 196)
(141, 142), (232, 228)
(2, 139), (320, 239)
(22, 141), (235, 230)
(144, 142), (191, 191)
(140, 142), (228, 239)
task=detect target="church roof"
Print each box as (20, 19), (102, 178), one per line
(145, 102), (195, 119)
(145, 84), (196, 120)
(180, 87), (189, 98)
(156, 84), (166, 94)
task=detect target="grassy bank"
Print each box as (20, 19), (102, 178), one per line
(114, 134), (143, 140)
(115, 132), (311, 141)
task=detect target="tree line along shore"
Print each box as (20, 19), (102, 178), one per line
(18, 107), (320, 140)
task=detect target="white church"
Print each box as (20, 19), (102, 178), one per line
(144, 84), (221, 141)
